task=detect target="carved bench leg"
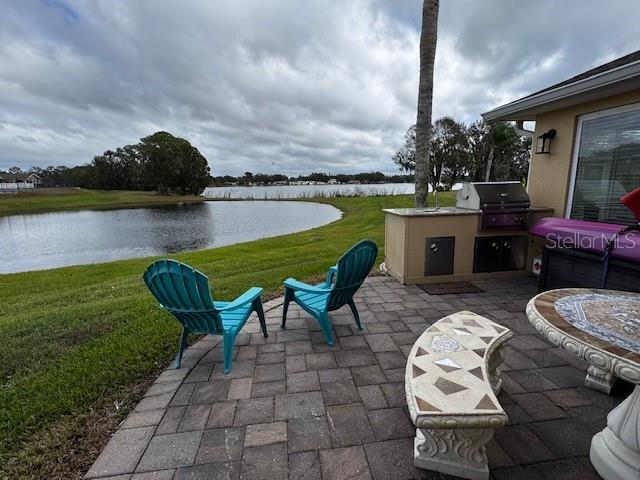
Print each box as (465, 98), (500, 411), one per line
(414, 427), (494, 480)
(585, 365), (615, 394)
(488, 345), (505, 394)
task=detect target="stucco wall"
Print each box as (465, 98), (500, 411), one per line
(528, 90), (640, 217)
(384, 213), (407, 281)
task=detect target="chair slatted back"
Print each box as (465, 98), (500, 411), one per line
(327, 240), (378, 311)
(143, 259), (224, 334)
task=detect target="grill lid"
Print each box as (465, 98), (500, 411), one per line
(456, 182), (530, 210)
(472, 182), (529, 205)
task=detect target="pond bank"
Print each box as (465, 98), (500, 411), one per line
(0, 188), (206, 217)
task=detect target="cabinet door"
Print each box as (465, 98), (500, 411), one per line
(424, 236), (455, 276)
(500, 235), (528, 271)
(473, 237), (502, 273)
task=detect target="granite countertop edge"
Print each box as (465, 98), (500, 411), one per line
(383, 206), (554, 217)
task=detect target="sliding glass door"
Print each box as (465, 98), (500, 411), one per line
(568, 104), (640, 225)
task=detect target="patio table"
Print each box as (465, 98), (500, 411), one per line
(526, 288), (640, 480)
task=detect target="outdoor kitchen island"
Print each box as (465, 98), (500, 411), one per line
(383, 205), (553, 285)
(384, 181), (555, 285)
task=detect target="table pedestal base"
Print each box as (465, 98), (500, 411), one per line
(590, 386), (640, 480)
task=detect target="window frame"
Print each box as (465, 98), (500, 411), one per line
(565, 101), (640, 219)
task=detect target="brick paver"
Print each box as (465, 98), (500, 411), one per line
(86, 276), (629, 479)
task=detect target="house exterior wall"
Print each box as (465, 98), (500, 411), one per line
(527, 89), (640, 217)
(0, 182), (35, 191)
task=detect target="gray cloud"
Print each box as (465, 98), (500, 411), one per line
(0, 0), (638, 175)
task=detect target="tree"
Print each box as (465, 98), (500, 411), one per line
(467, 120), (491, 181)
(89, 146), (143, 190)
(392, 125), (416, 172)
(489, 124), (531, 183)
(429, 116), (468, 191)
(138, 131), (210, 195)
(467, 121), (530, 183)
(414, 0), (439, 207)
(242, 172), (254, 185)
(393, 118), (468, 191)
(394, 118), (530, 187)
(307, 172), (330, 183)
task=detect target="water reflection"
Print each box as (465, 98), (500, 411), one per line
(0, 201), (341, 273)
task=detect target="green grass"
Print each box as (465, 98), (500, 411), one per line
(0, 188), (206, 216)
(0, 191), (455, 478)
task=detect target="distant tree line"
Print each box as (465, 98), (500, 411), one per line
(393, 118), (531, 191)
(7, 131), (211, 195)
(211, 171), (414, 186)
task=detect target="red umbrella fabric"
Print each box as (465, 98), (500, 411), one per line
(621, 187), (640, 221)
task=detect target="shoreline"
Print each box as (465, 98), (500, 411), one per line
(0, 188), (207, 217)
(0, 186), (416, 217)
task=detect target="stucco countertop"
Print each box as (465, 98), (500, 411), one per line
(382, 206), (554, 217)
(382, 207), (480, 217)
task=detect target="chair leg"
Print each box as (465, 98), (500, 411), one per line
(348, 299), (363, 330)
(317, 311), (335, 346)
(222, 333), (234, 374)
(254, 298), (268, 338)
(282, 287), (294, 328)
(176, 326), (189, 368)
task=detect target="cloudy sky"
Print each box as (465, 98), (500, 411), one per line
(1, 1), (639, 175)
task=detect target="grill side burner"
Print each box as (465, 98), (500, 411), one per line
(456, 182), (531, 230)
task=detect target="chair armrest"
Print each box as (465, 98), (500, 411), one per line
(216, 287), (263, 312)
(324, 265), (338, 287)
(284, 278), (332, 294)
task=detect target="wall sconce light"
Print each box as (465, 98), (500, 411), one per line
(536, 129), (556, 154)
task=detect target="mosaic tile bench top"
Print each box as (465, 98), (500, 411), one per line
(405, 311), (512, 428)
(531, 289), (640, 365)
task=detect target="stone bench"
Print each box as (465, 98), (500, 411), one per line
(404, 310), (513, 480)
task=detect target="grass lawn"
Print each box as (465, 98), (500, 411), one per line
(0, 191), (456, 479)
(0, 187), (206, 216)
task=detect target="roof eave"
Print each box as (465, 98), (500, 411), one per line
(482, 59), (640, 122)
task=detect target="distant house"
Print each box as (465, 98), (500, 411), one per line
(327, 178), (338, 185)
(482, 49), (640, 225)
(0, 172), (42, 191)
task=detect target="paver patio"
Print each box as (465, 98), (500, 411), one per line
(86, 276), (631, 479)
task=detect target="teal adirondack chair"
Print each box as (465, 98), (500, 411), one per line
(281, 239), (378, 346)
(143, 259), (267, 373)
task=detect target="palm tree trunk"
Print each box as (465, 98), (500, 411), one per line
(414, 0), (439, 207)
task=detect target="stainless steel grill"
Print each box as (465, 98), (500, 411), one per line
(456, 181), (531, 230)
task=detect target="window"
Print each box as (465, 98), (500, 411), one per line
(567, 104), (640, 225)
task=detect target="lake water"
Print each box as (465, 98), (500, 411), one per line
(0, 201), (341, 274)
(203, 182), (415, 199)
